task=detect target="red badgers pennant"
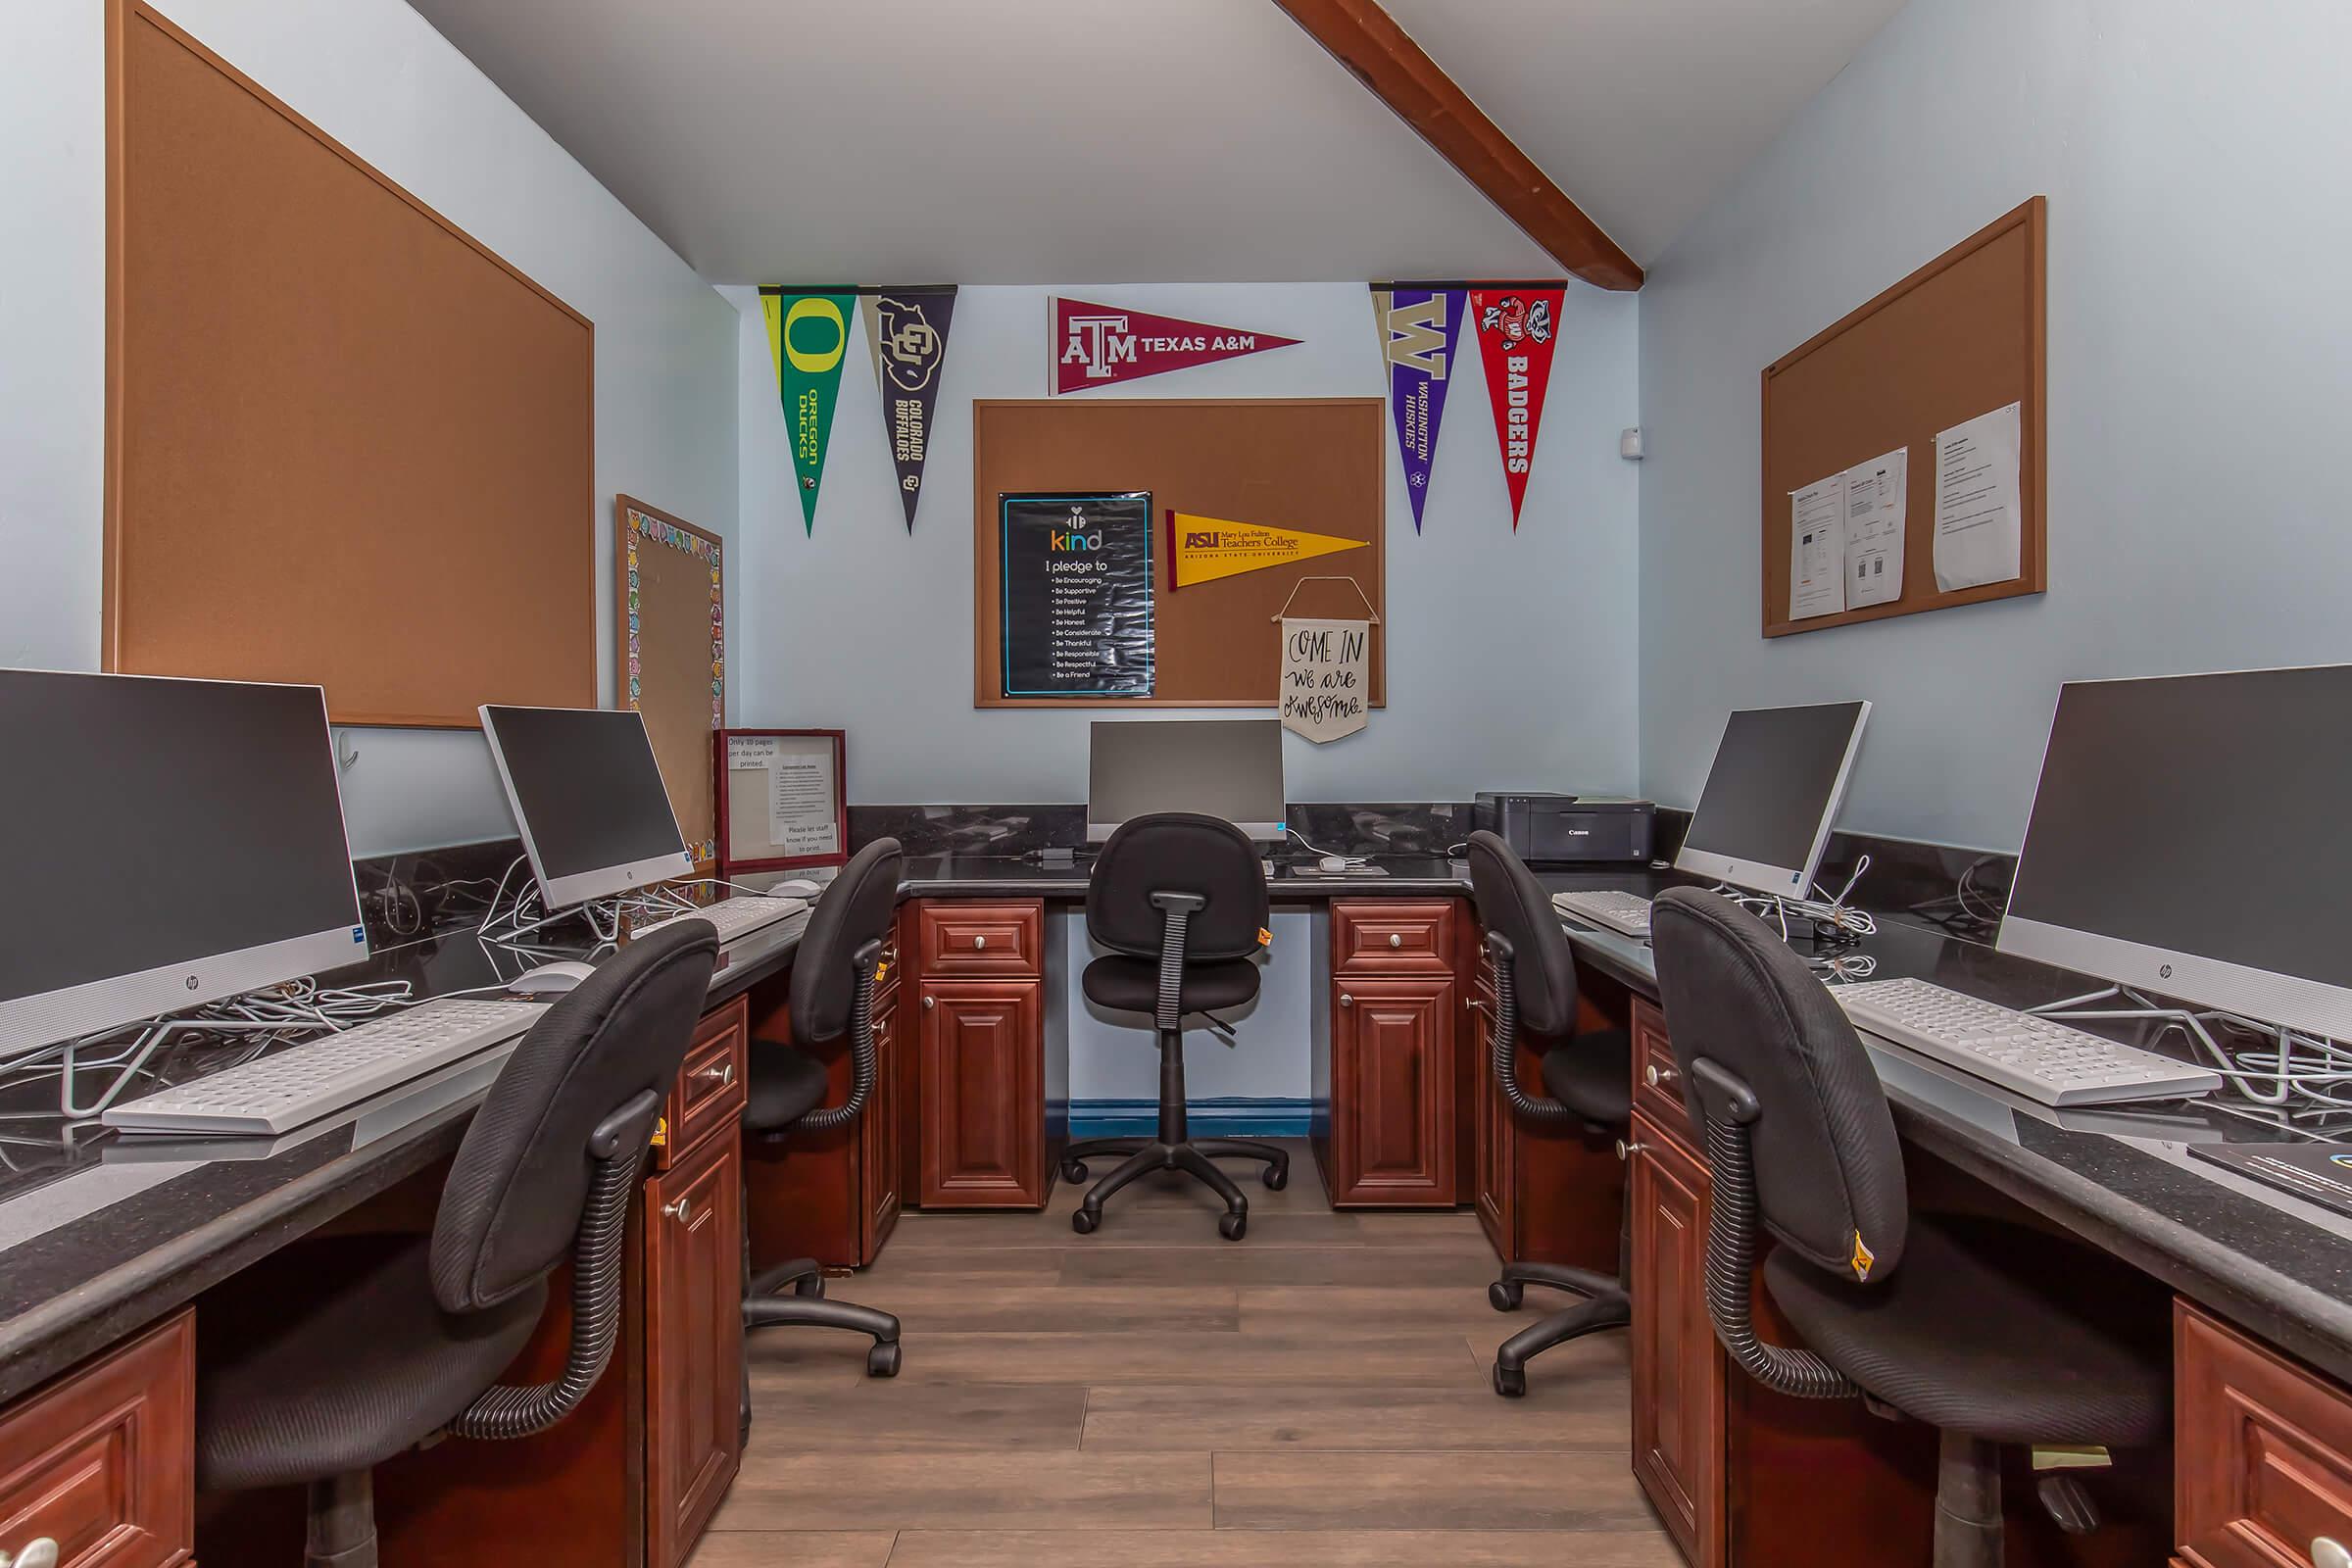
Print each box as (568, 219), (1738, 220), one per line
(1468, 288), (1565, 528)
(1051, 297), (1300, 394)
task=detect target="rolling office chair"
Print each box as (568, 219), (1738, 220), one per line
(1060, 812), (1289, 1240)
(1466, 830), (1636, 1396)
(1648, 887), (2169, 1568)
(194, 920), (721, 1568)
(739, 838), (905, 1401)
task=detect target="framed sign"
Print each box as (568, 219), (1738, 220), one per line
(999, 491), (1154, 699)
(714, 727), (847, 876)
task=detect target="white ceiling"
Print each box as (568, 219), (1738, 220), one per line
(407, 0), (1901, 287)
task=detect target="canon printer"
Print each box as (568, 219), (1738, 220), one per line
(1473, 793), (1654, 864)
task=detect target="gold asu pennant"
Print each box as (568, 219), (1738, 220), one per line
(1166, 511), (1365, 588)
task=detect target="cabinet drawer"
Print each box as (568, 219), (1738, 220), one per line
(1631, 999), (1696, 1153)
(2179, 1300), (2352, 1568)
(657, 998), (748, 1169)
(915, 902), (1042, 976)
(0, 1311), (194, 1568)
(1333, 901), (1458, 975)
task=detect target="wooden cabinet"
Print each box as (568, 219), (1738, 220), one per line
(1630, 1109), (1725, 1567)
(914, 902), (1042, 977)
(1326, 974), (1457, 1205)
(0, 1311), (193, 1568)
(657, 998), (748, 1169)
(2179, 1300), (2352, 1568)
(644, 1121), (744, 1568)
(914, 978), (1047, 1206)
(859, 989), (903, 1255)
(1469, 971), (1514, 1251)
(1332, 900), (1458, 975)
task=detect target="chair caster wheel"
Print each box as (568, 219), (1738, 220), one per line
(1071, 1208), (1101, 1235)
(1262, 1163), (1289, 1191)
(1218, 1212), (1248, 1242)
(1494, 1361), (1527, 1397)
(1489, 1280), (1524, 1312)
(794, 1273), (826, 1299)
(867, 1342), (901, 1379)
(1061, 1160), (1089, 1182)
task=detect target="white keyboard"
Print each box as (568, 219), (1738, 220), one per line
(1833, 978), (2223, 1106)
(635, 894), (808, 945)
(102, 999), (550, 1136)
(1552, 889), (1654, 938)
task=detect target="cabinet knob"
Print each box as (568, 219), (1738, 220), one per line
(1340, 993), (1354, 1008)
(1644, 1063), (1677, 1089)
(1615, 1139), (1644, 1162)
(923, 995), (936, 1009)
(663, 1197), (694, 1223)
(973, 934), (987, 950)
(2, 1540), (61, 1568)
(2317, 1539), (2351, 1568)
(1389, 933), (1402, 949)
(697, 1060), (735, 1087)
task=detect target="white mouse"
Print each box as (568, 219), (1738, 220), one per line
(1317, 856), (1352, 872)
(763, 878), (823, 900)
(507, 959), (597, 997)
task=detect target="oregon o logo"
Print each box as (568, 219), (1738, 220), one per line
(783, 297), (847, 373)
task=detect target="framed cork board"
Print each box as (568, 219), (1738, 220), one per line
(1761, 197), (2046, 638)
(972, 399), (1386, 707)
(619, 498), (725, 871)
(103, 1), (595, 724)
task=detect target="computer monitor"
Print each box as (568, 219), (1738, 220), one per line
(0, 670), (368, 1056)
(1673, 700), (1871, 897)
(1088, 719), (1286, 843)
(1999, 664), (2352, 1041)
(479, 705), (694, 907)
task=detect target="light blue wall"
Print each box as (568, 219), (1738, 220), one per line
(1638, 0), (2352, 852)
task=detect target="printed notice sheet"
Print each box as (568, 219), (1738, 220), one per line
(1933, 402), (2023, 592)
(1841, 447), (1908, 609)
(727, 733), (841, 858)
(1788, 474), (1846, 620)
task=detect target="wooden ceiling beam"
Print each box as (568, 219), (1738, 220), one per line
(1271, 0), (1643, 292)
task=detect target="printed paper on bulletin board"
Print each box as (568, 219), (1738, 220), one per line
(619, 497), (724, 868)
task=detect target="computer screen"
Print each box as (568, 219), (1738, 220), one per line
(1674, 701), (1871, 896)
(2000, 665), (2352, 1040)
(0, 670), (367, 1054)
(1088, 719), (1286, 842)
(479, 705), (692, 907)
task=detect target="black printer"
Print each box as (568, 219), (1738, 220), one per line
(1472, 793), (1654, 864)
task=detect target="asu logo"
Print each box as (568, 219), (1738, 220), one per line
(874, 297), (945, 392)
(1480, 294), (1553, 348)
(1185, 531), (1220, 549)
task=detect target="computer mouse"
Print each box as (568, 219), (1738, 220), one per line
(507, 959), (597, 997)
(764, 878), (823, 900)
(1317, 856), (1352, 873)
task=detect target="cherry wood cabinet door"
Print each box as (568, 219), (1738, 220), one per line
(915, 979), (1046, 1207)
(1328, 976), (1456, 1206)
(1469, 984), (1516, 1253)
(1630, 1111), (1725, 1568)
(2178, 1299), (2352, 1568)
(644, 1128), (744, 1568)
(0, 1311), (194, 1568)
(859, 996), (903, 1254)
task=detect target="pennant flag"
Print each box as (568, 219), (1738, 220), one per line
(1372, 288), (1466, 532)
(1166, 510), (1366, 588)
(760, 288), (857, 533)
(859, 288), (956, 532)
(1052, 297), (1300, 394)
(1467, 287), (1566, 528)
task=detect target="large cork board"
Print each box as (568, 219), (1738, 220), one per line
(103, 2), (595, 724)
(619, 498), (724, 870)
(972, 399), (1387, 707)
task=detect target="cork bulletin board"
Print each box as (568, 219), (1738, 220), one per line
(103, 1), (595, 725)
(1760, 197), (2046, 638)
(619, 498), (725, 870)
(971, 399), (1387, 708)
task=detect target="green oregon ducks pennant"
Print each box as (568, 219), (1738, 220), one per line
(760, 288), (857, 534)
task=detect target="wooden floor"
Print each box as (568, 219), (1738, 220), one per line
(694, 1141), (1676, 1567)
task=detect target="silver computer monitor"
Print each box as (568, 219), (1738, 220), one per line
(0, 670), (368, 1056)
(1088, 719), (1286, 843)
(1673, 700), (1871, 897)
(1998, 665), (2352, 1041)
(479, 705), (693, 908)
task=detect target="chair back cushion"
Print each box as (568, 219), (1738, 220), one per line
(788, 838), (905, 1045)
(1649, 886), (1908, 1283)
(431, 919), (719, 1312)
(1087, 813), (1268, 961)
(1466, 831), (1584, 1037)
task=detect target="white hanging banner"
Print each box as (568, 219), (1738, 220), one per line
(1278, 616), (1371, 743)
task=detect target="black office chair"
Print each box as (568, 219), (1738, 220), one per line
(194, 920), (721, 1568)
(1466, 831), (1635, 1396)
(1060, 812), (1289, 1240)
(739, 838), (905, 1400)
(1648, 887), (2169, 1568)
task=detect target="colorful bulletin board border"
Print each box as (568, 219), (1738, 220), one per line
(621, 499), (724, 864)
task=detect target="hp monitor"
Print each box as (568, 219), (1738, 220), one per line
(1674, 701), (1871, 897)
(1088, 719), (1286, 843)
(0, 670), (367, 1056)
(479, 705), (693, 907)
(1999, 665), (2352, 1041)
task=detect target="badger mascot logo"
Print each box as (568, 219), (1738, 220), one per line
(1479, 294), (1553, 348)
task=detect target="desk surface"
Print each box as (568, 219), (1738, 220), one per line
(3, 853), (2349, 1405)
